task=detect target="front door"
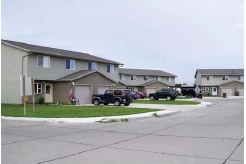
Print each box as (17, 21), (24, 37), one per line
(45, 83), (53, 103)
(212, 87), (217, 96)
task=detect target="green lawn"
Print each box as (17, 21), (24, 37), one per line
(1, 104), (159, 118)
(133, 100), (200, 105)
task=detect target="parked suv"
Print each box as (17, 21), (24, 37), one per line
(92, 89), (132, 106)
(149, 89), (178, 100)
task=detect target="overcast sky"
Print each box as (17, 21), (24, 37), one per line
(2, 0), (244, 84)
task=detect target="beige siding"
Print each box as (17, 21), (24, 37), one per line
(195, 72), (202, 86)
(218, 81), (244, 96)
(74, 72), (116, 96)
(53, 82), (69, 104)
(201, 75), (244, 86)
(1, 44), (28, 104)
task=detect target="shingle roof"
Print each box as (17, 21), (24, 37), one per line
(2, 39), (123, 65)
(195, 69), (244, 78)
(57, 70), (117, 83)
(119, 68), (176, 77)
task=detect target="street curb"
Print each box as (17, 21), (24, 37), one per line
(1, 110), (181, 123)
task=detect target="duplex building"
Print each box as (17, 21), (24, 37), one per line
(194, 69), (244, 96)
(2, 39), (177, 104)
(118, 68), (176, 96)
(2, 39), (122, 104)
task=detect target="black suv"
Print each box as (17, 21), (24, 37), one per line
(149, 89), (178, 100)
(92, 89), (132, 106)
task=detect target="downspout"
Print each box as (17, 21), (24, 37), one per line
(22, 51), (33, 75)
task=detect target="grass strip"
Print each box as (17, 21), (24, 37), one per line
(1, 104), (159, 118)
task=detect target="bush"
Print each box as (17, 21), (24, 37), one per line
(38, 97), (45, 104)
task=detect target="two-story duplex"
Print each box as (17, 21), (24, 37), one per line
(194, 69), (244, 96)
(118, 68), (177, 96)
(2, 39), (123, 104)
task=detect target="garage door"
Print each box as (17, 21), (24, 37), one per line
(221, 88), (233, 97)
(238, 89), (244, 96)
(75, 85), (91, 104)
(98, 86), (111, 94)
(146, 88), (156, 96)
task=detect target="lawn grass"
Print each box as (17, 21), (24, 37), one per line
(133, 100), (200, 105)
(1, 104), (159, 118)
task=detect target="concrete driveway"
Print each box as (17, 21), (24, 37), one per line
(2, 98), (244, 164)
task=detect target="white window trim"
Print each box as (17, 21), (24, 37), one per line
(37, 55), (50, 68)
(207, 76), (213, 81)
(144, 75), (149, 81)
(167, 77), (172, 82)
(131, 75), (137, 81)
(35, 83), (42, 94)
(222, 76), (229, 80)
(65, 59), (76, 70)
(120, 74), (125, 80)
(107, 64), (115, 74)
(88, 62), (97, 70)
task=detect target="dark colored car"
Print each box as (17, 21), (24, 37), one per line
(92, 89), (132, 106)
(149, 89), (178, 101)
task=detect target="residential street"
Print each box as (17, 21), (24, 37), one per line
(2, 98), (244, 164)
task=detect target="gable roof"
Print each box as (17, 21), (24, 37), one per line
(57, 70), (117, 83)
(140, 80), (170, 87)
(119, 68), (176, 77)
(2, 39), (123, 65)
(217, 80), (244, 86)
(195, 69), (244, 78)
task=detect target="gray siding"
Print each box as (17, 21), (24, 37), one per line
(27, 54), (119, 81)
(120, 74), (175, 86)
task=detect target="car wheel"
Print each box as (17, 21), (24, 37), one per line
(114, 100), (121, 106)
(166, 96), (171, 101)
(149, 95), (155, 100)
(93, 99), (100, 105)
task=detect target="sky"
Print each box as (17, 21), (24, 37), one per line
(1, 0), (244, 84)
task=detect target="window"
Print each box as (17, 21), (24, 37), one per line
(127, 87), (134, 92)
(107, 64), (114, 73)
(66, 59), (75, 70)
(114, 90), (122, 96)
(156, 76), (161, 81)
(37, 56), (50, 68)
(144, 76), (149, 81)
(119, 74), (125, 80)
(238, 76), (244, 81)
(131, 75), (137, 80)
(88, 62), (97, 70)
(206, 76), (213, 81)
(35, 83), (42, 94)
(167, 77), (172, 82)
(222, 76), (229, 80)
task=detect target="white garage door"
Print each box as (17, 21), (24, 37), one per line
(98, 86), (111, 94)
(146, 88), (156, 96)
(75, 85), (91, 104)
(221, 88), (233, 97)
(238, 89), (244, 96)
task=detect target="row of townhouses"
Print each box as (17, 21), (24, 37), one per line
(1, 39), (244, 104)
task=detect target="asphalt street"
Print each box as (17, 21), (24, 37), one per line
(1, 98), (244, 164)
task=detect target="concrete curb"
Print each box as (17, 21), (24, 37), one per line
(1, 100), (214, 123)
(1, 110), (181, 123)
